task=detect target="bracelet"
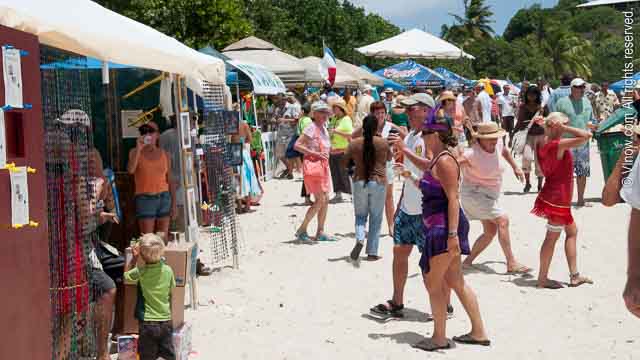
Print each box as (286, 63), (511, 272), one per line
(447, 231), (457, 238)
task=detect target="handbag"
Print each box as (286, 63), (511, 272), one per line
(512, 110), (541, 156)
(302, 125), (327, 178)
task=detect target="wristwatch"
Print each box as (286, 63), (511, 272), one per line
(447, 231), (457, 238)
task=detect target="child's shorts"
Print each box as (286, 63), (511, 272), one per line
(139, 320), (175, 360)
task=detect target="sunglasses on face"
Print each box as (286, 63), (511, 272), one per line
(421, 129), (435, 136)
(139, 125), (157, 135)
(573, 86), (586, 90)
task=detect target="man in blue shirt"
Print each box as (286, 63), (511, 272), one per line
(546, 73), (573, 113)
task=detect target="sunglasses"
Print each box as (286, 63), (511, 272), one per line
(139, 125), (157, 135)
(421, 129), (435, 136)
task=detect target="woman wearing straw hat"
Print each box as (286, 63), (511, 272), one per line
(459, 122), (531, 274)
(329, 99), (354, 202)
(294, 102), (336, 242)
(603, 124), (640, 318)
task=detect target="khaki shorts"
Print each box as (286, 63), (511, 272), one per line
(461, 184), (504, 221)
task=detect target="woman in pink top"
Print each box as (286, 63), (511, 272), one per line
(458, 122), (531, 274)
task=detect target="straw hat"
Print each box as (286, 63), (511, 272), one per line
(311, 101), (331, 113)
(474, 122), (506, 139)
(331, 99), (348, 114)
(394, 95), (407, 107)
(438, 90), (456, 103)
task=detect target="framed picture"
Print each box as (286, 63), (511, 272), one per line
(177, 76), (189, 112)
(224, 110), (240, 135)
(179, 112), (191, 150)
(182, 151), (194, 188)
(186, 187), (198, 226)
(225, 142), (243, 167)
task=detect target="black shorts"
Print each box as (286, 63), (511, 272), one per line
(139, 321), (175, 360)
(502, 116), (515, 133)
(90, 268), (116, 302)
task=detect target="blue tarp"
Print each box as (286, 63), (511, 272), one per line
(374, 60), (446, 88)
(433, 67), (473, 88)
(360, 65), (406, 91)
(610, 72), (640, 93)
(40, 57), (131, 69)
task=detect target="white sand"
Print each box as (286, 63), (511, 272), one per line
(189, 144), (640, 359)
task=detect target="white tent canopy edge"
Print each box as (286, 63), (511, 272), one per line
(0, 0), (225, 85)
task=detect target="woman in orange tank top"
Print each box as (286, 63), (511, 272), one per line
(128, 121), (175, 242)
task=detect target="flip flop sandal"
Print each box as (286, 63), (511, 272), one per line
(453, 334), (491, 347)
(506, 265), (533, 275)
(350, 242), (364, 261)
(295, 231), (310, 242)
(316, 234), (337, 242)
(370, 300), (404, 318)
(412, 338), (455, 352)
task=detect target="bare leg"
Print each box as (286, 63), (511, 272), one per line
(494, 216), (528, 271)
(298, 196), (322, 234)
(424, 253), (454, 347)
(576, 176), (587, 206)
(138, 218), (156, 235)
(385, 184), (394, 236)
(96, 288), (116, 360)
(315, 192), (329, 236)
(155, 217), (171, 244)
(445, 255), (489, 341)
(564, 222), (592, 286)
(537, 224), (563, 288)
(391, 245), (413, 306)
(463, 220), (497, 266)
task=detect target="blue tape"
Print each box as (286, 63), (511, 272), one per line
(2, 44), (14, 49)
(1, 104), (33, 111)
(19, 50), (29, 56)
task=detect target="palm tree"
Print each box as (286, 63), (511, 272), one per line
(539, 27), (593, 79)
(443, 0), (495, 47)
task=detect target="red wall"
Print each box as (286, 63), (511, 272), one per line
(0, 25), (51, 359)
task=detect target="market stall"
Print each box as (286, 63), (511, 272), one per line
(374, 60), (447, 88)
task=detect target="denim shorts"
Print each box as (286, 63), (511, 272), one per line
(135, 192), (171, 219)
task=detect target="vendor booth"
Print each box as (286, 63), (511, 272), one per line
(375, 60), (447, 88)
(0, 1), (238, 359)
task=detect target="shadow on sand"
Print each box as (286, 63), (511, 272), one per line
(368, 331), (425, 345)
(362, 307), (433, 324)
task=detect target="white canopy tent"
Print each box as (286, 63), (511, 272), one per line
(356, 28), (475, 60)
(577, 0), (639, 7)
(301, 56), (383, 87)
(336, 59), (384, 87)
(0, 0), (226, 84)
(223, 37), (307, 86)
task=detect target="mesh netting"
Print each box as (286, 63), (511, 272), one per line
(201, 82), (242, 266)
(41, 46), (97, 360)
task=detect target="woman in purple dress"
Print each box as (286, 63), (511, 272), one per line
(403, 110), (490, 351)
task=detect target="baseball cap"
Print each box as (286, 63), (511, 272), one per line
(400, 93), (436, 108)
(571, 78), (586, 87)
(311, 101), (331, 113)
(362, 84), (373, 92)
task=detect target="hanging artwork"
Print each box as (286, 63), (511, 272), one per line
(0, 109), (6, 167)
(186, 187), (198, 226)
(121, 110), (143, 138)
(177, 76), (189, 112)
(224, 110), (240, 135)
(10, 166), (29, 226)
(180, 112), (191, 149)
(225, 143), (243, 167)
(2, 47), (23, 108)
(183, 151), (194, 188)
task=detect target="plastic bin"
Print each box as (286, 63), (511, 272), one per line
(596, 131), (628, 180)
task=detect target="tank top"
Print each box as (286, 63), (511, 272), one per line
(135, 149), (169, 195)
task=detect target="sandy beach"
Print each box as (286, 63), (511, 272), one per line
(190, 144), (640, 360)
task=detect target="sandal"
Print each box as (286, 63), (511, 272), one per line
(370, 300), (404, 318)
(412, 338), (454, 352)
(452, 333), (491, 347)
(316, 233), (337, 242)
(506, 264), (533, 275)
(366, 255), (382, 261)
(569, 272), (593, 287)
(295, 230), (310, 242)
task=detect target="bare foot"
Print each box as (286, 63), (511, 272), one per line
(507, 263), (533, 274)
(537, 279), (564, 289)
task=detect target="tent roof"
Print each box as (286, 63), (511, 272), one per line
(356, 28), (474, 60)
(301, 56), (358, 87)
(337, 59), (383, 86)
(433, 67), (473, 87)
(223, 36), (281, 52)
(0, 0), (225, 84)
(577, 0), (639, 7)
(360, 65), (405, 91)
(223, 48), (306, 85)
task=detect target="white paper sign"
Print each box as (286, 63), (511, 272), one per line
(0, 109), (6, 168)
(10, 166), (28, 226)
(121, 110), (143, 138)
(2, 47), (23, 108)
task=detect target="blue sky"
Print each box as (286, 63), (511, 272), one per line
(351, 0), (560, 36)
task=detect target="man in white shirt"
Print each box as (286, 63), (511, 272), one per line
(474, 82), (492, 123)
(355, 85), (375, 128)
(370, 93), (455, 319)
(594, 81), (620, 122)
(538, 78), (552, 108)
(497, 84), (517, 146)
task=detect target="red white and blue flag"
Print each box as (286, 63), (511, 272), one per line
(319, 46), (337, 86)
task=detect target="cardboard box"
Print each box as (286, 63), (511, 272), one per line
(172, 322), (193, 360)
(125, 242), (197, 287)
(121, 284), (185, 334)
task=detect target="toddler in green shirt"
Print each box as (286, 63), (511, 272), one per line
(125, 234), (176, 360)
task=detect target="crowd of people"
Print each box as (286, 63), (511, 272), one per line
(249, 73), (640, 351)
